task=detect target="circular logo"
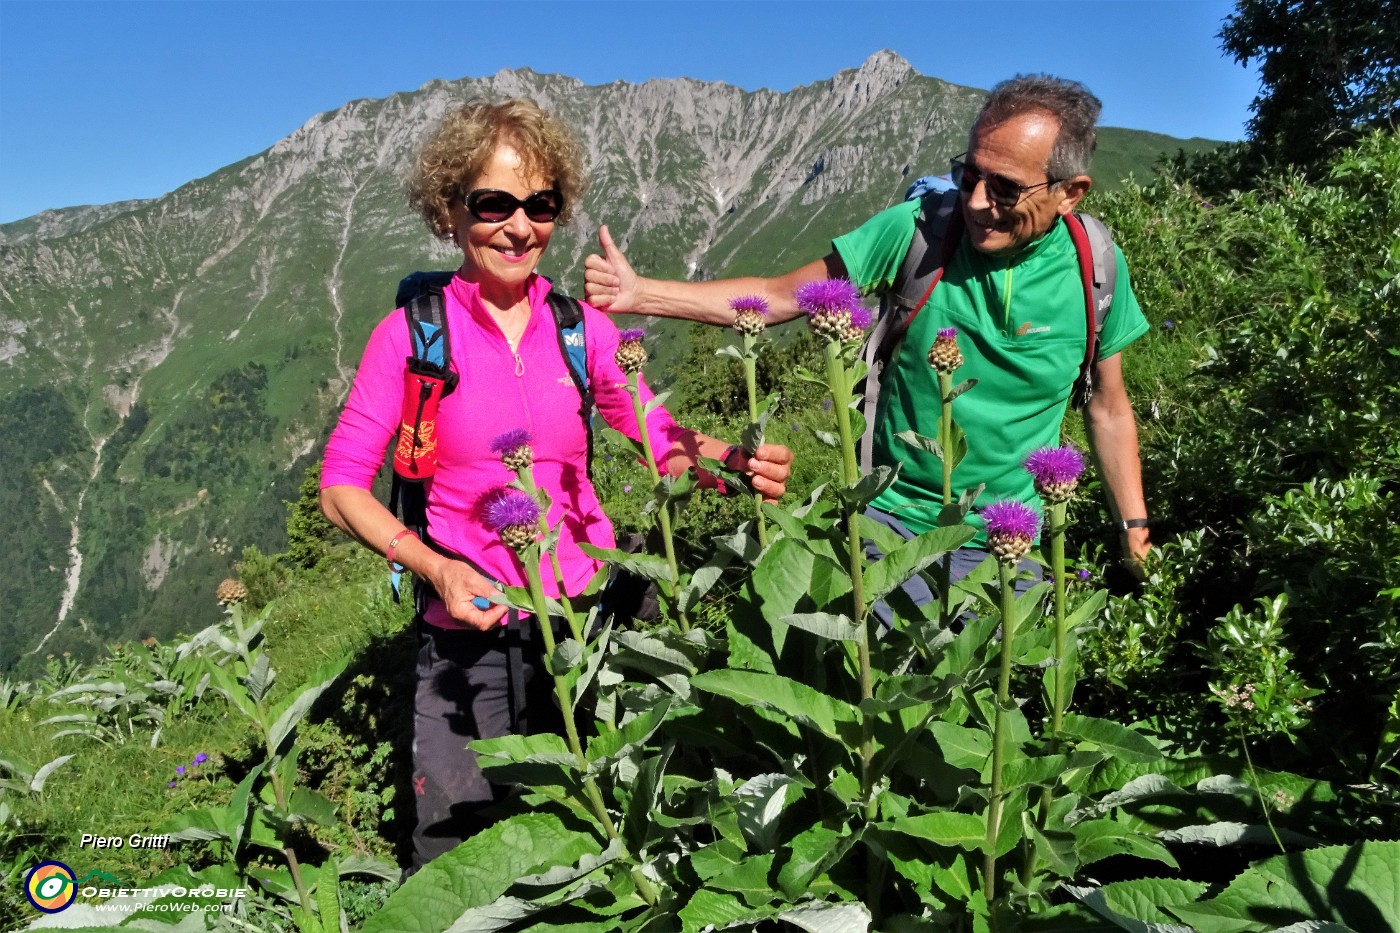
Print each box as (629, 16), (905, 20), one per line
(25, 861), (77, 913)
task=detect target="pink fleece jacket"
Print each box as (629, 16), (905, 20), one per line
(322, 273), (687, 629)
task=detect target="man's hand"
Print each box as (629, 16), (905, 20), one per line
(429, 559), (507, 631)
(584, 225), (640, 314)
(735, 444), (794, 502)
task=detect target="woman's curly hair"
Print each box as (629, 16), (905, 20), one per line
(408, 98), (588, 239)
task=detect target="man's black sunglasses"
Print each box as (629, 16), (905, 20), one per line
(463, 188), (563, 223)
(950, 154), (1062, 207)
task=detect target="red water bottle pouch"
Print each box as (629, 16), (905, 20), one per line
(393, 367), (446, 479)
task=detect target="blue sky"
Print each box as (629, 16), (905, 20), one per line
(0, 0), (1260, 224)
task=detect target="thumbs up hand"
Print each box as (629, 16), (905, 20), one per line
(584, 225), (641, 314)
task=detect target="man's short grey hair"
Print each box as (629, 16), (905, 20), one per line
(974, 74), (1102, 179)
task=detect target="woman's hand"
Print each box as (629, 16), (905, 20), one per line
(427, 559), (508, 631)
(733, 444), (794, 502)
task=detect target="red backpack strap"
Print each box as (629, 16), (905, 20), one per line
(1062, 212), (1100, 410)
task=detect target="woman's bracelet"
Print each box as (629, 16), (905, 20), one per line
(386, 528), (418, 568)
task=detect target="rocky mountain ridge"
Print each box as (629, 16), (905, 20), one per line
(0, 52), (1210, 671)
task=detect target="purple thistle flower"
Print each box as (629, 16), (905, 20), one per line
(615, 329), (648, 374)
(618, 328), (646, 343)
(848, 306), (872, 332)
(928, 328), (964, 373)
(796, 279), (862, 342)
(982, 500), (1039, 564)
(937, 327), (958, 340)
(1024, 445), (1086, 504)
(729, 295), (769, 316)
(482, 488), (542, 533)
(193, 752), (209, 765)
(175, 765), (186, 777)
(795, 279), (860, 315)
(489, 429), (533, 456)
(983, 501), (1040, 539)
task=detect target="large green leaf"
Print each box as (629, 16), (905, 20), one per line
(752, 538), (851, 622)
(776, 824), (855, 901)
(690, 669), (857, 743)
(679, 888), (771, 933)
(360, 812), (599, 933)
(1060, 714), (1162, 764)
(1170, 841), (1400, 933)
(577, 543), (674, 583)
(1064, 879), (1207, 932)
(927, 721), (991, 771)
(732, 773), (802, 850)
(865, 524), (975, 604)
(585, 697), (671, 765)
(885, 811), (987, 852)
(779, 901), (872, 932)
(267, 659), (347, 760)
(1071, 818), (1178, 869)
(780, 612), (862, 642)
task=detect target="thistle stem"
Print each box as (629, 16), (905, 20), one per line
(742, 350), (769, 547)
(517, 467), (587, 648)
(984, 558), (1017, 908)
(627, 374), (686, 631)
(937, 371), (956, 628)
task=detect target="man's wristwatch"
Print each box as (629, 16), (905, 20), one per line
(1118, 518), (1150, 532)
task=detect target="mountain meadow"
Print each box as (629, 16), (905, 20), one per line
(2, 43), (1398, 933)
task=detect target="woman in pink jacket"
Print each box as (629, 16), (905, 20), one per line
(320, 99), (791, 870)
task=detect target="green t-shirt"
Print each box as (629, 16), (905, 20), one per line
(833, 199), (1149, 545)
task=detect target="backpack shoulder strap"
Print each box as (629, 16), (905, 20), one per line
(1063, 212), (1118, 410)
(858, 189), (962, 473)
(544, 288), (597, 477)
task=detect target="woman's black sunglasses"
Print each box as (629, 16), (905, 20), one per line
(463, 187), (563, 223)
(950, 154), (1062, 207)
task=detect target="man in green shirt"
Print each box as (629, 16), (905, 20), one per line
(585, 74), (1152, 601)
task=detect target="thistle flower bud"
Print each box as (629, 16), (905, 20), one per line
(796, 279), (864, 343)
(982, 501), (1039, 565)
(216, 578), (247, 605)
(1023, 445), (1086, 504)
(928, 327), (964, 373)
(490, 428), (535, 472)
(730, 295), (769, 337)
(615, 328), (648, 374)
(483, 488), (542, 552)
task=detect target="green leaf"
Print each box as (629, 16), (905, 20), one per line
(678, 559), (727, 615)
(732, 773), (801, 850)
(679, 888), (770, 933)
(1067, 773), (1185, 823)
(839, 465), (899, 506)
(1061, 713), (1163, 764)
(690, 669), (857, 742)
(946, 377), (978, 402)
(752, 537), (851, 621)
(359, 812), (599, 933)
(775, 823), (843, 900)
(473, 733), (579, 787)
(28, 754), (74, 794)
(866, 524), (976, 604)
(244, 652), (275, 704)
(780, 611), (862, 642)
(1064, 879), (1206, 932)
(585, 698), (671, 764)
(160, 807), (230, 843)
(896, 429), (942, 456)
(927, 722), (991, 771)
(316, 857), (342, 933)
(885, 811), (987, 852)
(1071, 818), (1178, 869)
(778, 902), (872, 933)
(1156, 821), (1315, 848)
(1170, 841), (1400, 932)
(267, 660), (347, 760)
(225, 761), (267, 852)
(643, 389), (672, 415)
(577, 543), (674, 583)
(288, 788), (338, 826)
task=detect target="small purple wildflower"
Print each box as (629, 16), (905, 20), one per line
(175, 765), (186, 777)
(193, 752), (209, 765)
(1163, 320), (1176, 330)
(822, 398), (833, 412)
(623, 484), (633, 493)
(168, 781), (176, 788)
(982, 500), (1039, 564)
(618, 328), (646, 343)
(1077, 569), (1092, 581)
